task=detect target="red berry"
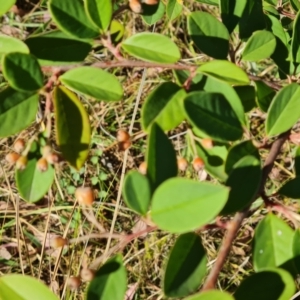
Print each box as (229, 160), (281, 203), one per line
(193, 157), (205, 172)
(129, 0), (143, 13)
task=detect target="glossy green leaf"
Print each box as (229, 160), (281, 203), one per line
(225, 140), (259, 174)
(110, 20), (124, 43)
(122, 33), (180, 63)
(198, 60), (250, 85)
(184, 291), (234, 300)
(2, 52), (43, 92)
(142, 1), (165, 25)
(278, 176), (300, 199)
(239, 0), (266, 39)
(220, 0), (247, 33)
(146, 123), (177, 192)
(84, 0), (112, 31)
(0, 274), (59, 300)
(234, 268), (295, 300)
(291, 11), (300, 63)
(203, 76), (246, 125)
(48, 0), (99, 39)
(53, 86), (91, 170)
(184, 92), (243, 142)
(122, 171), (151, 215)
(253, 214), (296, 273)
(0, 87), (38, 137)
(266, 83), (300, 137)
(166, 0), (182, 21)
(291, 0), (300, 11)
(142, 82), (186, 132)
(0, 0), (15, 16)
(195, 141), (228, 182)
(173, 70), (204, 88)
(86, 254), (127, 300)
(163, 233), (207, 297)
(267, 15), (287, 46)
(24, 30), (92, 65)
(0, 35), (29, 60)
(222, 155), (261, 214)
(255, 80), (276, 112)
(242, 30), (276, 61)
(187, 11), (229, 59)
(151, 178), (229, 233)
(233, 85), (256, 112)
(292, 229), (300, 273)
(60, 67), (123, 102)
(16, 142), (55, 203)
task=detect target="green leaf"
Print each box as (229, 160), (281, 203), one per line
(0, 87), (38, 137)
(53, 86), (91, 170)
(278, 176), (300, 199)
(86, 254), (127, 300)
(184, 92), (243, 142)
(163, 233), (207, 297)
(253, 214), (296, 273)
(166, 0), (182, 21)
(110, 20), (124, 43)
(146, 123), (177, 192)
(122, 171), (151, 215)
(292, 229), (300, 273)
(2, 52), (44, 92)
(0, 274), (59, 300)
(195, 141), (228, 182)
(194, 0), (218, 5)
(0, 0), (15, 17)
(121, 33), (180, 63)
(242, 30), (276, 61)
(187, 11), (229, 59)
(233, 85), (256, 112)
(291, 11), (300, 63)
(0, 35), (29, 60)
(239, 0), (266, 39)
(220, 0), (247, 33)
(24, 30), (92, 65)
(234, 268), (295, 300)
(142, 1), (165, 25)
(255, 80), (276, 112)
(48, 0), (99, 39)
(197, 60), (250, 85)
(151, 178), (229, 233)
(291, 0), (300, 11)
(141, 82), (186, 132)
(266, 83), (300, 137)
(184, 291), (234, 300)
(225, 140), (259, 174)
(266, 15), (287, 46)
(60, 67), (123, 102)
(16, 142), (55, 203)
(84, 0), (112, 31)
(222, 155), (261, 214)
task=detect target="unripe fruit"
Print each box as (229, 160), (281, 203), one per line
(117, 129), (130, 143)
(37, 157), (48, 172)
(177, 157), (188, 172)
(13, 138), (25, 153)
(129, 0), (143, 13)
(201, 138), (213, 149)
(138, 161), (147, 175)
(67, 276), (81, 291)
(16, 156), (28, 170)
(118, 140), (131, 151)
(50, 236), (68, 248)
(193, 157), (205, 172)
(75, 187), (94, 206)
(80, 268), (95, 282)
(5, 152), (20, 164)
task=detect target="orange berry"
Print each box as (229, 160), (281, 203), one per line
(5, 152), (20, 164)
(13, 139), (25, 153)
(37, 157), (48, 172)
(117, 129), (130, 143)
(45, 152), (59, 164)
(67, 276), (81, 291)
(201, 138), (213, 149)
(138, 161), (147, 175)
(129, 0), (143, 13)
(80, 268), (95, 282)
(50, 236), (68, 248)
(75, 187), (94, 206)
(193, 157), (205, 172)
(142, 0), (159, 4)
(16, 155), (28, 170)
(118, 140), (131, 151)
(177, 157), (188, 172)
